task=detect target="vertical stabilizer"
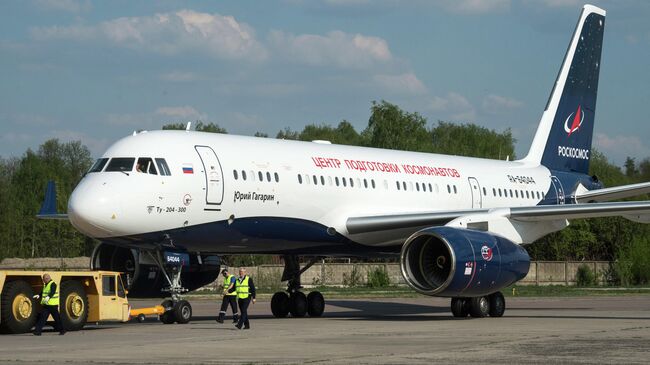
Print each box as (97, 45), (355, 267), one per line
(522, 5), (605, 174)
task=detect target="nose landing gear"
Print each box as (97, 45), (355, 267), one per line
(270, 255), (325, 318)
(146, 250), (193, 324)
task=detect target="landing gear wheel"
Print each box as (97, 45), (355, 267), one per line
(174, 300), (192, 324)
(159, 300), (176, 324)
(469, 296), (490, 318)
(0, 280), (37, 334)
(307, 291), (325, 317)
(289, 292), (307, 318)
(271, 292), (290, 318)
(450, 298), (469, 318)
(488, 292), (506, 317)
(60, 280), (89, 331)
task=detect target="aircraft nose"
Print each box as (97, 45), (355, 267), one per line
(68, 180), (118, 238)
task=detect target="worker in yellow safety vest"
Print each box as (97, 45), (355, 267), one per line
(216, 268), (239, 324)
(33, 273), (65, 336)
(235, 267), (256, 330)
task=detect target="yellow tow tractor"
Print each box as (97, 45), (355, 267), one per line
(0, 270), (133, 334)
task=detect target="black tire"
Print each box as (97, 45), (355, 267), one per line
(450, 298), (469, 318)
(488, 292), (506, 317)
(271, 292), (290, 318)
(159, 300), (175, 324)
(306, 291), (325, 317)
(0, 280), (38, 334)
(137, 314), (146, 323)
(60, 280), (89, 331)
(469, 296), (490, 318)
(289, 292), (307, 318)
(174, 300), (192, 324)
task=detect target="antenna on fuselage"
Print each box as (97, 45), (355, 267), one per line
(185, 122), (192, 132)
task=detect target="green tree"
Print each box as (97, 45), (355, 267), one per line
(624, 157), (638, 178)
(363, 100), (430, 152)
(162, 121), (227, 133)
(430, 122), (516, 160)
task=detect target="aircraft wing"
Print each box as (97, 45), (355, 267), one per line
(575, 182), (650, 203)
(346, 201), (650, 234)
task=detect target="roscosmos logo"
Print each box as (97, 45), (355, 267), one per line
(564, 105), (584, 137)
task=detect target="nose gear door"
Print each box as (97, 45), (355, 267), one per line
(195, 146), (224, 205)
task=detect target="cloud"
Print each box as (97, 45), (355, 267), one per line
(439, 0), (510, 14)
(31, 10), (267, 61)
(48, 130), (110, 156)
(155, 106), (207, 120)
(594, 133), (650, 163)
(373, 73), (427, 95)
(428, 92), (476, 121)
(34, 0), (91, 13)
(269, 30), (392, 68)
(482, 94), (524, 114)
(160, 71), (197, 82)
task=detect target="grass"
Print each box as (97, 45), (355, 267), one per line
(188, 285), (650, 299)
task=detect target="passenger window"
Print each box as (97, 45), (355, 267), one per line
(275, 172), (279, 183)
(89, 158), (109, 173)
(313, 175), (318, 185)
(416, 183), (420, 191)
(136, 158), (157, 174)
(321, 176), (325, 185)
(371, 180), (376, 189)
(493, 188), (496, 196)
(266, 172), (271, 182)
(447, 185), (451, 194)
(298, 174), (302, 184)
(396, 181), (400, 190)
(155, 158), (171, 176)
(515, 190), (519, 198)
(102, 276), (116, 296)
(258, 171), (263, 181)
(429, 183), (433, 192)
(233, 170), (238, 180)
(483, 187), (487, 196)
(105, 157), (135, 172)
(335, 177), (339, 186)
(242, 171), (247, 180)
(453, 185), (457, 194)
(349, 178), (354, 187)
(403, 181), (407, 191)
(342, 178), (347, 187)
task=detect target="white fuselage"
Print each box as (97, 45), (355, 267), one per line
(68, 131), (557, 251)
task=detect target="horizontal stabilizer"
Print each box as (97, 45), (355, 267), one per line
(575, 182), (650, 203)
(36, 180), (68, 220)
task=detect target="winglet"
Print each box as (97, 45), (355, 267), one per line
(36, 180), (68, 219)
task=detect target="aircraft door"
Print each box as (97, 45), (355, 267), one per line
(468, 177), (482, 209)
(550, 176), (565, 205)
(195, 146), (224, 205)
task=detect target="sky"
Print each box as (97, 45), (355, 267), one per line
(1, 0), (649, 166)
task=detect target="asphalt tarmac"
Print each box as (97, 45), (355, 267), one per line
(1, 296), (649, 364)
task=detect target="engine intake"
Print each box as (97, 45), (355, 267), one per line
(400, 226), (530, 297)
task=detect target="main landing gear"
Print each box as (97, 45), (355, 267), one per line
(451, 292), (505, 318)
(146, 250), (193, 324)
(271, 255), (325, 318)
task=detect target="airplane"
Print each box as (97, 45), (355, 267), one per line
(38, 4), (650, 323)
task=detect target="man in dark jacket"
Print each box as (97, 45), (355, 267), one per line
(33, 274), (65, 336)
(235, 267), (256, 330)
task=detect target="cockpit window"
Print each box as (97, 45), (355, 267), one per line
(155, 158), (171, 176)
(136, 157), (157, 175)
(105, 158), (135, 172)
(88, 158), (109, 173)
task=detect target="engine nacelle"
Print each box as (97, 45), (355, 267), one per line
(400, 226), (530, 297)
(91, 243), (221, 298)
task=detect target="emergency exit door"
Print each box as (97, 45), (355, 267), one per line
(195, 146), (224, 205)
(468, 177), (482, 208)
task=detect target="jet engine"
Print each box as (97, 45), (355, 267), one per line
(400, 226), (530, 297)
(90, 243), (221, 298)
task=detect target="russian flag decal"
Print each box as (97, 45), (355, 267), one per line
(182, 164), (194, 174)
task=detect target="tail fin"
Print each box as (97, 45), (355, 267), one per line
(37, 180), (68, 219)
(522, 5), (605, 174)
